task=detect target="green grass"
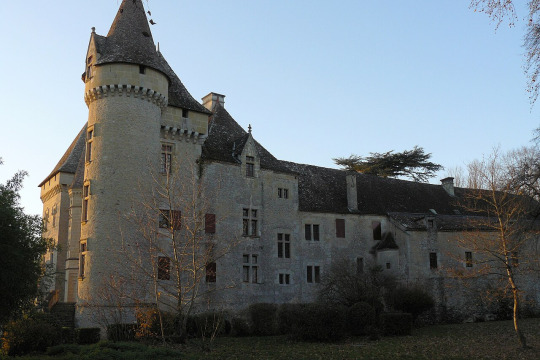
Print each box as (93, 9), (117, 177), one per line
(3, 318), (539, 360)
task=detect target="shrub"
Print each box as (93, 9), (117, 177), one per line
(186, 312), (228, 338)
(106, 323), (137, 342)
(381, 312), (413, 336)
(248, 303), (279, 336)
(76, 327), (101, 344)
(347, 301), (377, 336)
(388, 286), (434, 320)
(1, 316), (62, 356)
(291, 303), (346, 342)
(277, 303), (307, 334)
(60, 326), (76, 344)
(231, 317), (252, 337)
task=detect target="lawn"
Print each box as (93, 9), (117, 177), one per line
(4, 318), (539, 360)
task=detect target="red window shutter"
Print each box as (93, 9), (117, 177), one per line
(171, 210), (181, 230)
(205, 213), (216, 233)
(336, 219), (345, 238)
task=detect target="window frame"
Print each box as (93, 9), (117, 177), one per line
(429, 252), (438, 269)
(277, 233), (291, 258)
(335, 218), (345, 238)
(246, 156), (255, 177)
(82, 182), (90, 223)
(372, 221), (382, 241)
(242, 208), (258, 237)
(159, 209), (181, 230)
(86, 127), (94, 163)
(205, 213), (216, 234)
(160, 143), (173, 175)
(158, 256), (171, 280)
(306, 265), (321, 283)
(206, 262), (216, 283)
(79, 241), (87, 279)
(305, 224), (320, 241)
(242, 254), (259, 283)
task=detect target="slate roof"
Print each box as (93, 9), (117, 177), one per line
(91, 0), (210, 114)
(202, 103), (294, 174)
(39, 124), (87, 187)
(279, 161), (468, 216)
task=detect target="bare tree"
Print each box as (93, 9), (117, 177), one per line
(470, 0), (540, 105)
(110, 159), (239, 343)
(454, 148), (540, 349)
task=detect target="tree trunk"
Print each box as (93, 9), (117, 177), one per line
(512, 287), (528, 349)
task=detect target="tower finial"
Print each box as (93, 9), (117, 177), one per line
(91, 27), (96, 33)
(248, 124), (252, 134)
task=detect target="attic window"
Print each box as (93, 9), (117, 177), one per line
(142, 31), (150, 37)
(139, 65), (146, 74)
(372, 221), (382, 241)
(86, 56), (93, 80)
(246, 156), (255, 177)
(182, 109), (189, 118)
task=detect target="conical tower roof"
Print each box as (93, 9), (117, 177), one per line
(95, 0), (167, 75)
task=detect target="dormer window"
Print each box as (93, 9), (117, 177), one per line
(246, 156), (255, 177)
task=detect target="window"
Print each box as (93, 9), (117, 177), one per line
(86, 56), (93, 80)
(82, 183), (89, 222)
(206, 262), (216, 283)
(307, 265), (320, 283)
(356, 257), (364, 275)
(246, 156), (255, 177)
(182, 109), (189, 118)
(86, 128), (93, 162)
(242, 208), (258, 237)
(139, 65), (146, 74)
(79, 241), (87, 278)
(336, 219), (345, 238)
(160, 144), (172, 174)
(372, 221), (382, 240)
(205, 213), (216, 234)
(305, 224), (319, 241)
(386, 262), (391, 269)
(242, 254), (258, 283)
(279, 273), (290, 285)
(278, 188), (289, 199)
(158, 256), (170, 280)
(429, 252), (438, 269)
(159, 209), (181, 230)
(277, 233), (290, 258)
(465, 252), (473, 268)
(427, 219), (434, 229)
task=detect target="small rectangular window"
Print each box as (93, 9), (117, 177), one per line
(278, 188), (282, 198)
(159, 209), (181, 230)
(158, 256), (171, 280)
(429, 252), (438, 269)
(182, 109), (189, 118)
(305, 224), (312, 240)
(242, 208), (258, 237)
(82, 184), (90, 222)
(206, 262), (216, 283)
(246, 156), (255, 177)
(79, 242), (87, 278)
(336, 219), (345, 238)
(386, 262), (391, 269)
(307, 265), (320, 283)
(279, 273), (290, 285)
(465, 252), (473, 268)
(277, 233), (291, 258)
(139, 65), (146, 74)
(313, 224), (320, 241)
(372, 221), (382, 240)
(242, 254), (258, 283)
(205, 213), (216, 234)
(284, 189), (289, 199)
(160, 144), (173, 174)
(86, 129), (93, 163)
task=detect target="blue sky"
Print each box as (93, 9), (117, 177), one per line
(0, 0), (538, 216)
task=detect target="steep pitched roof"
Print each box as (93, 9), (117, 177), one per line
(91, 0), (210, 114)
(202, 103), (293, 174)
(39, 124), (87, 187)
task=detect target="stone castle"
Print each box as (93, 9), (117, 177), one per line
(40, 0), (539, 327)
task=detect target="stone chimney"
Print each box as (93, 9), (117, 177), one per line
(346, 173), (358, 212)
(441, 177), (455, 196)
(202, 92), (225, 111)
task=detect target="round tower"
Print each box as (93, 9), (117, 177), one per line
(77, 0), (169, 327)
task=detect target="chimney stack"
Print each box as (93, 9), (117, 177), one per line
(441, 177), (455, 196)
(202, 92), (225, 111)
(346, 173), (358, 212)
